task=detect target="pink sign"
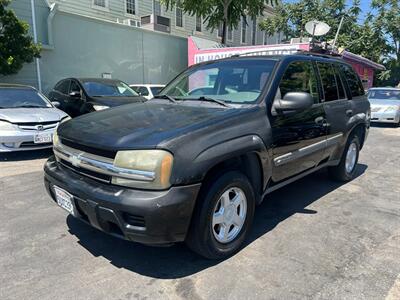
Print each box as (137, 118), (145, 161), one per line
(188, 36), (310, 66)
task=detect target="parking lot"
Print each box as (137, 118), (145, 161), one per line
(0, 125), (399, 300)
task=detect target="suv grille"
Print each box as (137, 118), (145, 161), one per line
(59, 159), (111, 183)
(60, 138), (116, 159)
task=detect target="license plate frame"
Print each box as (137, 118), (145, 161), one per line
(54, 186), (75, 216)
(34, 132), (52, 144)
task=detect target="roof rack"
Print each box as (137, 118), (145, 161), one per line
(296, 50), (342, 58)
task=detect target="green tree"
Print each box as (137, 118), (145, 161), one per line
(161, 0), (266, 45)
(0, 0), (41, 76)
(370, 0), (400, 86)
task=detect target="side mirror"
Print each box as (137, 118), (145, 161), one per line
(69, 91), (81, 98)
(273, 92), (314, 115)
(51, 101), (60, 108)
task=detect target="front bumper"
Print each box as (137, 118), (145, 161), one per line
(371, 111), (400, 124)
(44, 156), (201, 245)
(0, 129), (54, 152)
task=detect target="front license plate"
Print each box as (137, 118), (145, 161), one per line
(54, 186), (75, 215)
(34, 132), (52, 144)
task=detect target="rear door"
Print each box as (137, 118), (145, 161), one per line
(317, 62), (352, 161)
(271, 60), (327, 182)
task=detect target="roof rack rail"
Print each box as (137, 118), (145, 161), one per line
(296, 50), (342, 58)
(231, 50), (281, 58)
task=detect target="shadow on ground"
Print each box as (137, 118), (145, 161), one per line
(370, 123), (399, 128)
(0, 148), (53, 162)
(67, 164), (368, 279)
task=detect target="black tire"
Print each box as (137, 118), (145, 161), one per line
(328, 134), (360, 182)
(186, 171), (255, 260)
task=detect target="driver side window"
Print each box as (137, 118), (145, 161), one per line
(277, 61), (319, 102)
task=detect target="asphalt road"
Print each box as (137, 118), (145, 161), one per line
(1, 125), (399, 300)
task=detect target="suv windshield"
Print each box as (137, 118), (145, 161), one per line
(160, 59), (276, 104)
(83, 81), (139, 97)
(368, 89), (400, 100)
(0, 88), (52, 109)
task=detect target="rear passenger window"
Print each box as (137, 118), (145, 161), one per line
(55, 80), (70, 95)
(278, 61), (319, 102)
(339, 64), (365, 97)
(317, 63), (339, 102)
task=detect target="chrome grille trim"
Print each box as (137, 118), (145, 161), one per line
(18, 123), (59, 131)
(54, 143), (156, 182)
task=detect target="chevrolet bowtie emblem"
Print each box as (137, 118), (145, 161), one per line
(70, 153), (83, 167)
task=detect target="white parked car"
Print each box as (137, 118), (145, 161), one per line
(129, 84), (165, 100)
(0, 84), (70, 152)
(368, 87), (400, 125)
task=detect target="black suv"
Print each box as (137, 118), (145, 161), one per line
(44, 53), (370, 259)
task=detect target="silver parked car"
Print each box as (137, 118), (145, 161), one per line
(368, 87), (400, 125)
(0, 84), (70, 152)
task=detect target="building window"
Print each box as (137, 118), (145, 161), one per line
(93, 0), (108, 10)
(176, 5), (183, 27)
(153, 0), (161, 16)
(126, 0), (136, 15)
(241, 17), (247, 44)
(196, 15), (202, 32)
(218, 22), (224, 38)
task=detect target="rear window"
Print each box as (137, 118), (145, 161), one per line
(339, 64), (365, 97)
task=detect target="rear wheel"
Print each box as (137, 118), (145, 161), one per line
(328, 135), (360, 182)
(186, 171), (255, 259)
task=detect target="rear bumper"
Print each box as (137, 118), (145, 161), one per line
(44, 156), (201, 245)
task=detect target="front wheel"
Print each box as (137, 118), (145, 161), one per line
(328, 135), (360, 182)
(186, 171), (255, 259)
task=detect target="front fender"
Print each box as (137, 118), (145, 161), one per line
(172, 135), (268, 185)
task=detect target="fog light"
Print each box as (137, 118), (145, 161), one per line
(3, 143), (15, 148)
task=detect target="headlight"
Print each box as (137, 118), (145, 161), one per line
(0, 120), (16, 131)
(112, 150), (173, 190)
(93, 105), (109, 111)
(53, 130), (59, 147)
(384, 106), (399, 112)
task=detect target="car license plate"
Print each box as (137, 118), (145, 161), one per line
(34, 132), (52, 144)
(54, 186), (75, 216)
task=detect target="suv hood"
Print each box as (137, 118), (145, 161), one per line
(90, 96), (146, 107)
(0, 108), (68, 124)
(369, 99), (400, 108)
(59, 101), (243, 151)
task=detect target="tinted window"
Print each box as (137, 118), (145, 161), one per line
(55, 80), (70, 94)
(138, 87), (149, 96)
(161, 59), (276, 104)
(70, 81), (81, 94)
(150, 87), (163, 95)
(82, 81), (139, 97)
(278, 61), (319, 102)
(339, 64), (365, 97)
(334, 65), (347, 99)
(0, 88), (52, 108)
(317, 63), (339, 102)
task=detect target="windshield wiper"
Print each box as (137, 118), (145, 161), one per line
(188, 96), (229, 107)
(153, 94), (177, 104)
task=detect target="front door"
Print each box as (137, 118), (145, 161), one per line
(271, 60), (327, 182)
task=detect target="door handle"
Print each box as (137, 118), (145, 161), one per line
(346, 109), (353, 117)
